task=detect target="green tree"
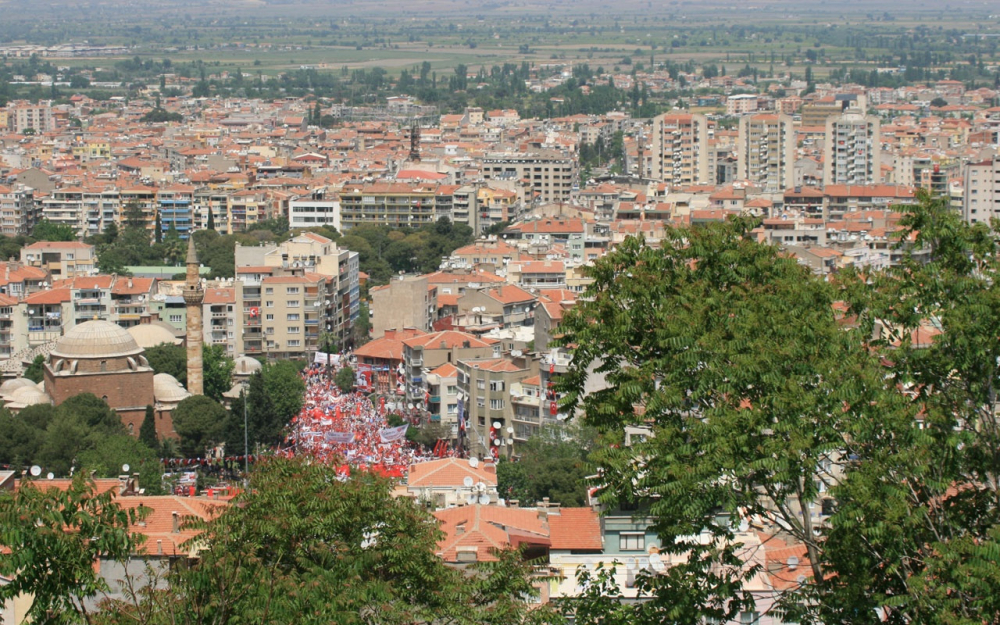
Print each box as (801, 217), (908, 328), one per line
(497, 424), (596, 507)
(335, 364), (355, 393)
(556, 219), (899, 624)
(0, 475), (145, 624)
(353, 302), (371, 346)
(171, 395), (227, 458)
(144, 342), (187, 387)
(24, 353), (45, 382)
(203, 343), (234, 402)
(98, 457), (558, 625)
(31, 219), (77, 242)
(139, 403), (159, 452)
(78, 434), (164, 494)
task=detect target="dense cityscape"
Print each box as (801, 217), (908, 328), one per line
(1, 1), (1000, 623)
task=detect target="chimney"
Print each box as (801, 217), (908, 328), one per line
(156, 539), (163, 555)
(537, 508), (548, 522)
(171, 511), (180, 533)
(455, 523), (466, 536)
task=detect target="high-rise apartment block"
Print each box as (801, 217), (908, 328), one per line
(823, 113), (881, 186)
(649, 113), (710, 187)
(737, 114), (795, 193)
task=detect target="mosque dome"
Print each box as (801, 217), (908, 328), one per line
(7, 384), (53, 408)
(51, 320), (144, 360)
(233, 356), (263, 376)
(153, 373), (191, 404)
(0, 377), (40, 398)
(128, 324), (183, 349)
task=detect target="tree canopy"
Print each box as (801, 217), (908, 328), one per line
(557, 200), (1000, 625)
(172, 395), (228, 458)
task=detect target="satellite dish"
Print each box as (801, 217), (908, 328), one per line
(493, 438), (501, 446)
(46, 472), (54, 480)
(506, 426), (514, 434)
(492, 421), (501, 429)
(649, 552), (665, 572)
(475, 481), (487, 493)
(29, 465), (41, 477)
(122, 464), (130, 473)
(466, 493), (476, 505)
(478, 494), (490, 505)
(506, 438), (514, 446)
(463, 476), (474, 487)
(468, 457), (479, 468)
(787, 556), (799, 571)
(738, 519), (749, 532)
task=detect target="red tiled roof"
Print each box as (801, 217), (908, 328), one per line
(548, 508), (602, 551)
(408, 457), (497, 489)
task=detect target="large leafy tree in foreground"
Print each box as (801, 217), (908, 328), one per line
(96, 457), (558, 625)
(557, 207), (999, 624)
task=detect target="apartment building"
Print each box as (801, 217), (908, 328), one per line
(338, 182), (437, 231)
(20, 241), (95, 279)
(964, 156), (1000, 225)
(737, 114), (795, 193)
(425, 361), (460, 431)
(402, 331), (497, 416)
(8, 102), (54, 134)
(371, 275), (436, 339)
(648, 113), (711, 187)
(202, 287), (237, 355)
(236, 233), (360, 347)
(481, 151), (576, 204)
(456, 355), (539, 459)
(726, 94), (759, 116)
(59, 275), (157, 328)
(0, 184), (37, 236)
(823, 113), (881, 186)
(157, 185), (195, 238)
(289, 187), (340, 231)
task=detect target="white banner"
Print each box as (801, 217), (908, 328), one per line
(379, 424), (409, 443)
(325, 431), (356, 444)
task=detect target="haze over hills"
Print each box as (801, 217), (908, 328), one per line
(0, 0), (995, 20)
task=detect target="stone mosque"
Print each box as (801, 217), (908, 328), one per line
(0, 239), (209, 439)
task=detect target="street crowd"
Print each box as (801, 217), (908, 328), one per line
(282, 362), (440, 477)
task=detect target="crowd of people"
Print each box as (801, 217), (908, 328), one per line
(282, 361), (441, 477)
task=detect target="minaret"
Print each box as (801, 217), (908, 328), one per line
(183, 237), (204, 395)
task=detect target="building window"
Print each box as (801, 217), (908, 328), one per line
(265, 287), (274, 294)
(477, 379), (485, 390)
(739, 612), (760, 625)
(287, 339), (301, 347)
(169, 315), (182, 323)
(447, 385), (457, 396)
(490, 399), (505, 410)
(619, 533), (645, 551)
(287, 300), (300, 308)
(265, 301), (274, 308)
(286, 287), (300, 294)
(265, 314), (274, 321)
(489, 380), (505, 392)
(288, 326), (300, 334)
(287, 313), (300, 321)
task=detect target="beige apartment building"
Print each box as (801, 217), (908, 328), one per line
(457, 355), (539, 459)
(403, 331), (497, 413)
(964, 156), (1000, 225)
(737, 114), (795, 193)
(481, 151), (576, 204)
(649, 113), (711, 187)
(823, 113), (881, 186)
(0, 184), (37, 236)
(21, 241), (96, 279)
(371, 275), (436, 339)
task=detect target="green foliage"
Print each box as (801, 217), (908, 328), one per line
(559, 200), (1000, 624)
(24, 353), (45, 382)
(97, 457), (559, 625)
(139, 404), (159, 452)
(143, 342), (186, 387)
(353, 302), (371, 346)
(337, 219), (473, 285)
(139, 107), (183, 123)
(31, 219), (77, 242)
(0, 393), (162, 487)
(224, 362), (305, 453)
(406, 419), (448, 450)
(498, 424), (597, 507)
(78, 434), (163, 494)
(0, 475), (145, 624)
(335, 364), (355, 393)
(172, 395), (228, 457)
(203, 343), (235, 402)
